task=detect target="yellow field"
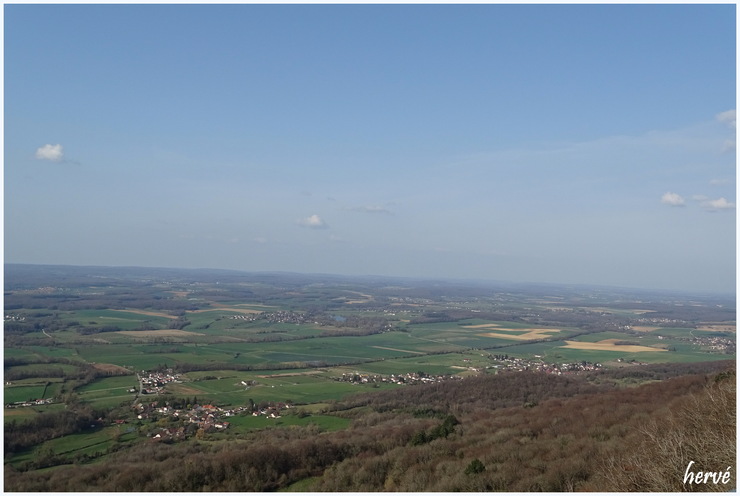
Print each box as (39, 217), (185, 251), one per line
(481, 329), (562, 340)
(116, 329), (205, 337)
(561, 339), (666, 353)
(462, 324), (562, 341)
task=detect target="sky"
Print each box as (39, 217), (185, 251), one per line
(4, 4), (737, 294)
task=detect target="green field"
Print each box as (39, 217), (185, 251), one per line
(9, 425), (140, 469)
(5, 385), (50, 404)
(62, 309), (171, 330)
(167, 370), (388, 406)
(223, 412), (351, 432)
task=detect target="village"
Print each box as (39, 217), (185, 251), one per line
(336, 371), (462, 386)
(134, 369), (183, 395)
(687, 334), (736, 354)
(5, 397), (54, 409)
(129, 397), (296, 442)
(488, 355), (603, 374)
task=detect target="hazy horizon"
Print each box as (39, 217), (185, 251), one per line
(4, 4), (736, 294)
(5, 262), (736, 299)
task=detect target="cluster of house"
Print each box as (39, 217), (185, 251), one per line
(489, 355), (602, 374)
(228, 314), (258, 321)
(337, 372), (461, 386)
(688, 335), (735, 354)
(133, 401), (240, 436)
(133, 370), (182, 395)
(633, 316), (689, 326)
(5, 397), (53, 408)
(251, 401), (292, 419)
(259, 310), (319, 325)
(4, 314), (26, 321)
(128, 399), (296, 441)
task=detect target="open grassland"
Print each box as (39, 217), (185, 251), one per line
(6, 362), (81, 376)
(167, 372), (380, 406)
(4, 402), (66, 419)
(5, 385), (52, 404)
(405, 324), (509, 351)
(337, 351), (488, 377)
(223, 412), (351, 432)
(25, 346), (79, 359)
(77, 376), (139, 393)
(63, 310), (171, 329)
(77, 376), (139, 407)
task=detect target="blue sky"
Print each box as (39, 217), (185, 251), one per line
(4, 4), (736, 294)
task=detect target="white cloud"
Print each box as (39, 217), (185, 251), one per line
(721, 139), (736, 153)
(298, 214), (328, 229)
(709, 178), (730, 186)
(716, 109), (736, 128)
(701, 197), (735, 211)
(716, 110), (736, 152)
(35, 144), (64, 162)
(661, 192), (685, 206)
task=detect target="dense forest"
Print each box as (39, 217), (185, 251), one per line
(5, 360), (734, 492)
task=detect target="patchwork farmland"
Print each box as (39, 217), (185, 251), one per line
(4, 264), (735, 491)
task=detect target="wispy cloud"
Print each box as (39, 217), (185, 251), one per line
(700, 197), (735, 211)
(709, 178), (730, 186)
(347, 205), (394, 215)
(661, 192), (685, 207)
(716, 109), (736, 128)
(716, 109), (736, 152)
(720, 139), (735, 153)
(35, 144), (64, 162)
(298, 214), (329, 229)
